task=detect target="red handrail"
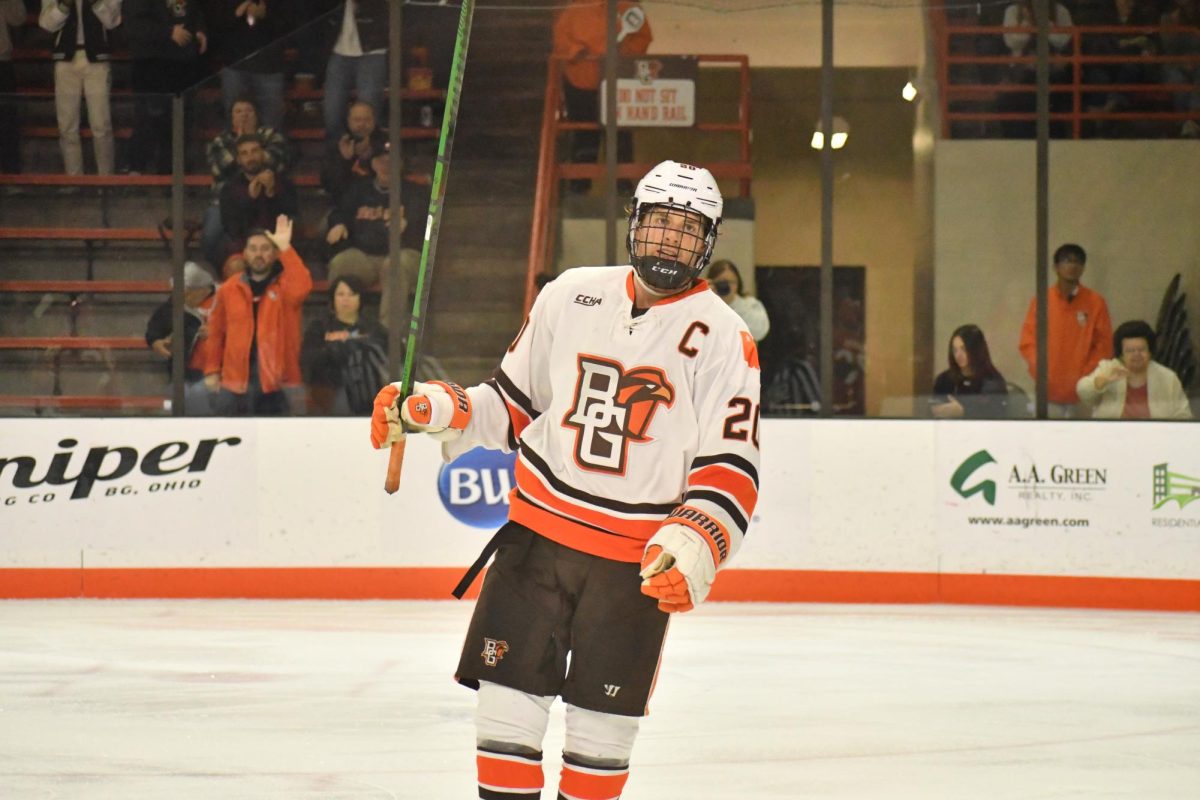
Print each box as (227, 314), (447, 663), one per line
(525, 54), (754, 314)
(0, 337), (148, 350)
(934, 16), (1200, 138)
(0, 395), (167, 411)
(0, 173), (322, 188)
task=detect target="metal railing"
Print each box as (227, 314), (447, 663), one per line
(934, 15), (1200, 138)
(525, 54), (753, 313)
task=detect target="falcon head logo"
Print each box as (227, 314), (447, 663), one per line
(616, 367), (675, 441)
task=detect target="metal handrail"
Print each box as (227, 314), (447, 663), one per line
(525, 54), (754, 314)
(935, 18), (1200, 138)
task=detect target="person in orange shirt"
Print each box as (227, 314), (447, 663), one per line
(205, 215), (313, 415)
(1018, 243), (1113, 417)
(553, 0), (651, 194)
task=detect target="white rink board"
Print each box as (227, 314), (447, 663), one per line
(0, 418), (1197, 579)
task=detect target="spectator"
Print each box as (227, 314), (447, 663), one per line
(1084, 0), (1162, 127)
(321, 0), (388, 140)
(217, 133), (298, 265)
(38, 0), (121, 177)
(301, 274), (388, 415)
(212, 0), (286, 130)
(320, 99), (384, 205)
(706, 259), (769, 342)
(552, 0), (651, 193)
(124, 0), (207, 175)
(931, 324), (1010, 419)
(202, 97), (292, 266)
(144, 261), (217, 415)
(0, 0), (24, 176)
(1076, 320), (1194, 419)
(1019, 243), (1114, 417)
(1001, 0), (1073, 64)
(205, 215), (313, 415)
(325, 146), (423, 324)
(1161, 0), (1200, 137)
(998, 0), (1074, 138)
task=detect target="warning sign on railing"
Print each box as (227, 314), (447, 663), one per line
(600, 56), (698, 127)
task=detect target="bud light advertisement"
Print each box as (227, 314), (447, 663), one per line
(437, 447), (516, 528)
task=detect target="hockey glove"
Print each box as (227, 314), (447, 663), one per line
(639, 523), (717, 613)
(370, 380), (472, 449)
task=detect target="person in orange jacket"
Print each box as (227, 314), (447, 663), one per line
(205, 214), (313, 415)
(553, 0), (651, 193)
(1018, 243), (1113, 417)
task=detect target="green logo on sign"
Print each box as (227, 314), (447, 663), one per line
(951, 449), (997, 505)
(1153, 463), (1200, 510)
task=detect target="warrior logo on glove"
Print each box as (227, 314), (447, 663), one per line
(563, 355), (675, 475)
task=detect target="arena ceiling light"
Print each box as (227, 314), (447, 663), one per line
(810, 116), (849, 150)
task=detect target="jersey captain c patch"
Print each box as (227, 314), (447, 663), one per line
(563, 355), (675, 474)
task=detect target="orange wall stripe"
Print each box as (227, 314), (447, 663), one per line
(0, 568), (1196, 611)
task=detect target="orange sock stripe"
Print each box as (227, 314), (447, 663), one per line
(558, 762), (629, 800)
(477, 751), (544, 794)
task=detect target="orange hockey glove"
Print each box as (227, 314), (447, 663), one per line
(639, 523), (717, 613)
(370, 380), (472, 449)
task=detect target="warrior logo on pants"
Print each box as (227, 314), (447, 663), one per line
(481, 638), (509, 667)
(563, 355), (675, 475)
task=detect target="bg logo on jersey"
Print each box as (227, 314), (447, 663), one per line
(563, 355), (675, 474)
(437, 447), (517, 528)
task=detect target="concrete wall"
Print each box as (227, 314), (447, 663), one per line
(632, 67), (921, 415)
(643, 0), (923, 69)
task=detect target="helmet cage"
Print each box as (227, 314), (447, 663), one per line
(627, 202), (719, 292)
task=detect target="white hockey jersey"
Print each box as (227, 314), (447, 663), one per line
(445, 266), (761, 567)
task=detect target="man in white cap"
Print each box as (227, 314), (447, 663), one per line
(144, 261), (217, 414)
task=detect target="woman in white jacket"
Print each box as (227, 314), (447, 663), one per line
(1076, 320), (1193, 420)
(706, 259), (770, 342)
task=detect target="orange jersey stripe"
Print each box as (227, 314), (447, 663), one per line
(504, 398), (532, 440)
(515, 458), (661, 541)
(509, 494), (644, 563)
(687, 464), (758, 517)
(558, 763), (629, 800)
(477, 752), (543, 793)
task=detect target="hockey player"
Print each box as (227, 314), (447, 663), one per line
(371, 161), (760, 799)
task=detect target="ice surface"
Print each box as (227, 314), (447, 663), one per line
(1, 601), (1197, 799)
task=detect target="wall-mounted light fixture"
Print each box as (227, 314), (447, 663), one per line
(902, 80), (918, 102)
(810, 116), (849, 150)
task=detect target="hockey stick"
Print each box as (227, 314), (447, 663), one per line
(385, 0), (477, 494)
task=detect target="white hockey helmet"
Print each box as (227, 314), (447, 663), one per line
(627, 160), (723, 292)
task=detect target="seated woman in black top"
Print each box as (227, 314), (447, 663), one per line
(931, 324), (1009, 418)
(301, 275), (388, 416)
